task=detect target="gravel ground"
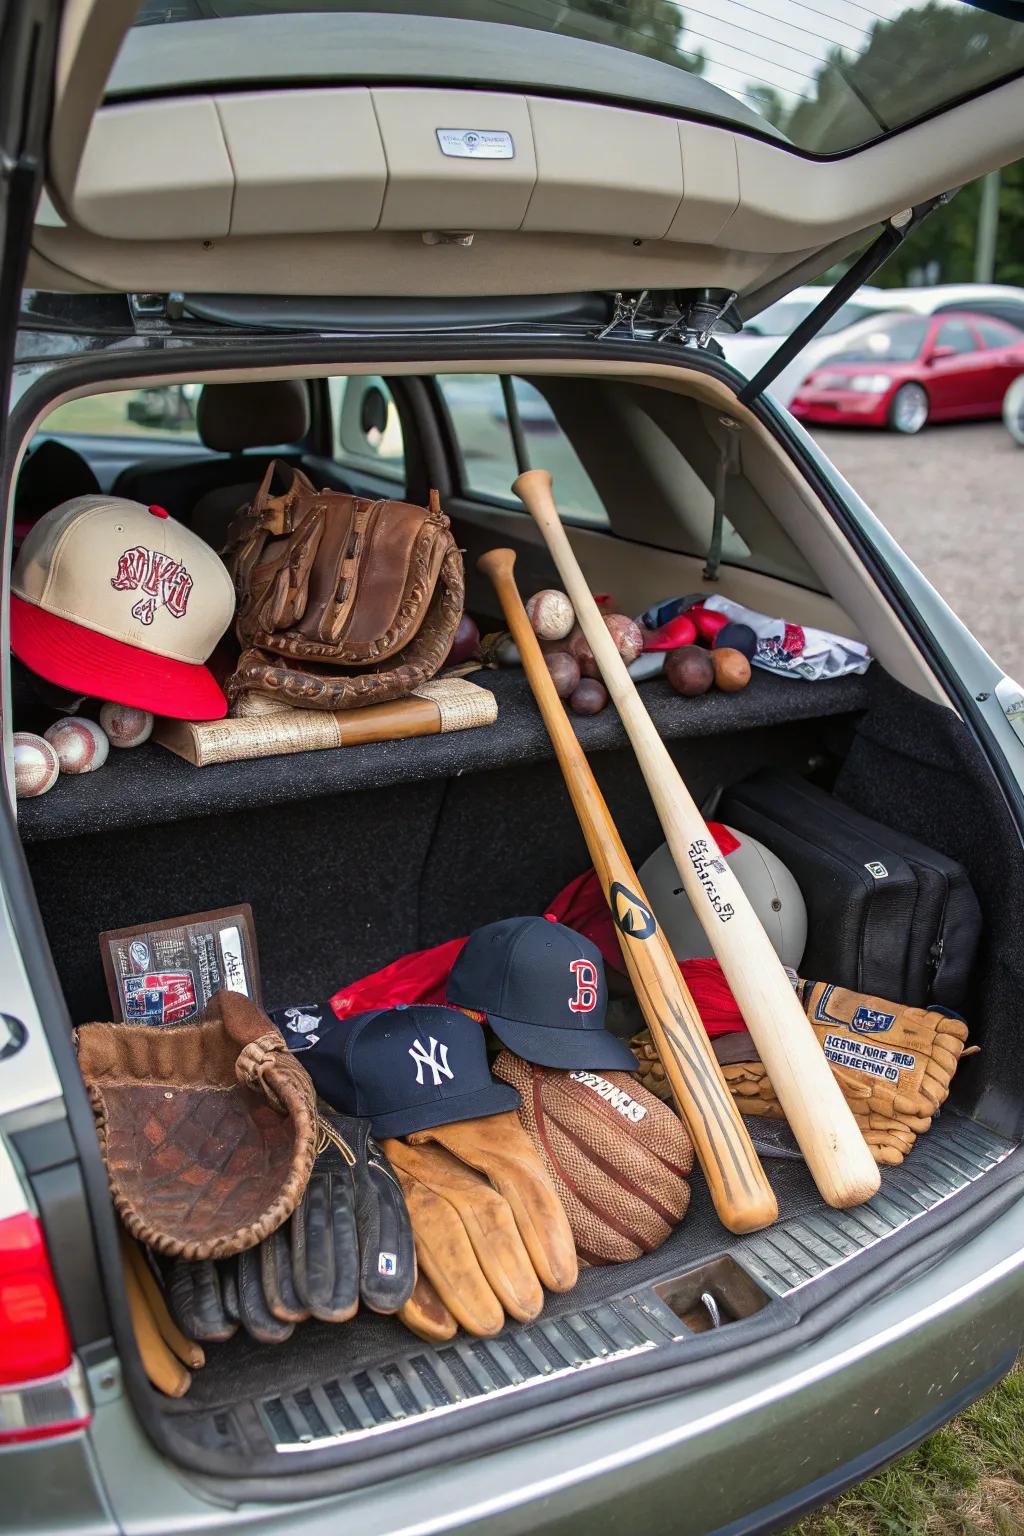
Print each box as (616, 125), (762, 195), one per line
(811, 423), (1024, 681)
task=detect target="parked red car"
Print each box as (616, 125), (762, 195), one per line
(790, 310), (1024, 434)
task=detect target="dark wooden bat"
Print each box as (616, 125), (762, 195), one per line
(479, 546), (778, 1234)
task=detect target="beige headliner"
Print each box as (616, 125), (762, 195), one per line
(13, 356), (947, 707)
(30, 0), (1024, 299)
(33, 0), (1024, 299)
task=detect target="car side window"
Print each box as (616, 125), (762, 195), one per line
(44, 385), (202, 441)
(329, 376), (405, 481)
(934, 320), (977, 355)
(436, 374), (609, 528)
(976, 319), (1021, 348)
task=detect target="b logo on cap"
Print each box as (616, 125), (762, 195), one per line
(568, 959), (599, 1014)
(111, 545), (193, 626)
(409, 1036), (454, 1087)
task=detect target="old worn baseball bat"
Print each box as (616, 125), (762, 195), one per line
(511, 470), (881, 1210)
(479, 547), (778, 1235)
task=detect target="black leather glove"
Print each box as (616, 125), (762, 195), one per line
(165, 1111), (414, 1343)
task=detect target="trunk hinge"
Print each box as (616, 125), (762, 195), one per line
(596, 289), (738, 348)
(704, 416), (742, 581)
(128, 292), (185, 333)
(657, 291), (739, 349)
(737, 193), (953, 406)
(596, 290), (652, 342)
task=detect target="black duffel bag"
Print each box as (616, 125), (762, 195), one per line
(717, 768), (982, 1010)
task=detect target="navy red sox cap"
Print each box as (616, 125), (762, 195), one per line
(296, 1003), (519, 1138)
(447, 916), (637, 1071)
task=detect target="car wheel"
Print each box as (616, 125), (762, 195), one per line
(1003, 375), (1024, 447)
(888, 383), (929, 435)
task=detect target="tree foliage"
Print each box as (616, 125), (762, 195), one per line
(872, 162), (1024, 289)
(742, 1), (1024, 287)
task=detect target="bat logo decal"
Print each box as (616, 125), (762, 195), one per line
(609, 883), (657, 940)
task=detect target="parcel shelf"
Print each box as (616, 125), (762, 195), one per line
(15, 668), (871, 844)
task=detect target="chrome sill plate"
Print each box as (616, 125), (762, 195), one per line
(260, 1299), (680, 1453)
(256, 1114), (1015, 1453)
(737, 1115), (1014, 1299)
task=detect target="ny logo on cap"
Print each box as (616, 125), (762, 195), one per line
(568, 958), (599, 1014)
(409, 1035), (454, 1087)
(111, 545), (193, 626)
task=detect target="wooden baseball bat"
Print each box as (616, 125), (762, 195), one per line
(511, 470), (881, 1211)
(479, 547), (778, 1235)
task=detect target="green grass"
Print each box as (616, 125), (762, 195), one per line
(787, 1360), (1024, 1536)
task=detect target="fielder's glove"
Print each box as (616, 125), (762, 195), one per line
(633, 981), (974, 1166)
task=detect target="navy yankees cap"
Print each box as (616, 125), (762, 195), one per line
(447, 916), (638, 1071)
(296, 1004), (519, 1138)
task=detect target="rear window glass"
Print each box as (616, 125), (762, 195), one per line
(833, 315), (930, 363)
(437, 375), (608, 527)
(45, 386), (201, 441)
(134, 0), (1024, 156)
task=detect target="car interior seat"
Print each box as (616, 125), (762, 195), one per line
(112, 380), (351, 547)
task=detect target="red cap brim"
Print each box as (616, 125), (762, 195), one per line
(11, 595), (228, 721)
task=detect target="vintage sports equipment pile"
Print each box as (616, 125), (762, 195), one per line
(75, 988), (418, 1392)
(9, 471), (478, 790)
(223, 461), (464, 712)
(40, 452), (985, 1392)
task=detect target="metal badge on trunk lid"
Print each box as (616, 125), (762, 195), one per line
(436, 128), (514, 159)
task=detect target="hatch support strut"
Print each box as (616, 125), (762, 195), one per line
(736, 194), (951, 407)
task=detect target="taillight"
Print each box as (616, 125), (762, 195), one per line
(0, 1209), (90, 1443)
(0, 1211), (72, 1385)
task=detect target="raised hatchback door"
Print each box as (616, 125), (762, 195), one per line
(32, 0), (1024, 330)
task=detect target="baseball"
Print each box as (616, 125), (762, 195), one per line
(569, 678), (608, 715)
(603, 613), (644, 665)
(44, 717), (109, 775)
(526, 589), (575, 641)
(544, 650), (581, 700)
(14, 733), (60, 798)
(99, 702), (154, 748)
(711, 647), (752, 693)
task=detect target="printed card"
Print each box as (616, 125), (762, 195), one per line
(99, 905), (261, 1025)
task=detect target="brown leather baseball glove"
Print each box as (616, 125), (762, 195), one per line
(223, 461), (464, 711)
(76, 990), (319, 1260)
(633, 981), (974, 1166)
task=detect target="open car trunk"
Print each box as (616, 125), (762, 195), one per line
(13, 584), (1024, 1482)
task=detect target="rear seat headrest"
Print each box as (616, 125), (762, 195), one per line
(196, 380), (310, 453)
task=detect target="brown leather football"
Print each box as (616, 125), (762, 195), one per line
(493, 1052), (693, 1264)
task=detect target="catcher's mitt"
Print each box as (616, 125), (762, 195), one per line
(223, 461), (464, 711)
(634, 982), (973, 1166)
(76, 990), (319, 1260)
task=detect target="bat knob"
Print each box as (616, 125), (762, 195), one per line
(476, 548), (517, 580)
